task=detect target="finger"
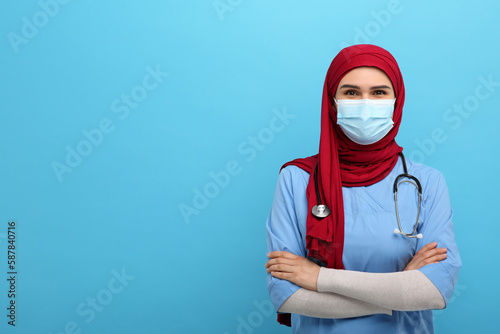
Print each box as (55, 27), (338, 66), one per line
(265, 258), (298, 268)
(416, 247), (447, 260)
(267, 251), (298, 259)
(405, 245), (446, 270)
(422, 253), (447, 265)
(428, 248), (447, 256)
(414, 245), (445, 259)
(267, 256), (302, 265)
(270, 271), (294, 281)
(267, 263), (296, 273)
(417, 242), (438, 253)
(411, 251), (448, 269)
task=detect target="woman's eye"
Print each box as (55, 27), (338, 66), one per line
(345, 90), (357, 96)
(373, 90), (386, 95)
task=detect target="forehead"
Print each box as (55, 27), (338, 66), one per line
(338, 66), (393, 87)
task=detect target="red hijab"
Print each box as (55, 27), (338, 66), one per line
(278, 44), (404, 326)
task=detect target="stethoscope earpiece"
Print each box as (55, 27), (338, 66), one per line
(393, 228), (423, 239)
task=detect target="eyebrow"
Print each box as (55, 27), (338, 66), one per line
(339, 84), (392, 90)
(370, 85), (392, 90)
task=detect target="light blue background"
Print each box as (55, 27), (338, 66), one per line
(0, 0), (498, 333)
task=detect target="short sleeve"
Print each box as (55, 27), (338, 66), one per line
(266, 166), (308, 311)
(416, 171), (462, 306)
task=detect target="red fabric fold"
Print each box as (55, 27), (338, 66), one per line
(277, 44), (405, 327)
(277, 313), (291, 327)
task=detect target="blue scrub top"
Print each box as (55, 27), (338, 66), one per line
(266, 157), (462, 334)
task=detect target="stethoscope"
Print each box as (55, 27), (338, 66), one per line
(311, 152), (423, 239)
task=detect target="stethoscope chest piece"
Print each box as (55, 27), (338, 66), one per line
(312, 162), (331, 219)
(312, 204), (330, 218)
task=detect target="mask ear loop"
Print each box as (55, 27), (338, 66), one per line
(390, 98), (396, 119)
(331, 98), (338, 116)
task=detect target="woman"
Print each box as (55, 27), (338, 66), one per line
(265, 44), (461, 333)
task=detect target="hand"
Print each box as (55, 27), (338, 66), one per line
(265, 251), (320, 291)
(404, 242), (447, 271)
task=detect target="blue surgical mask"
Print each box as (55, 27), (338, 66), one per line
(335, 98), (395, 145)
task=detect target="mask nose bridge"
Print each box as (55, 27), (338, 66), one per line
(357, 102), (371, 120)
